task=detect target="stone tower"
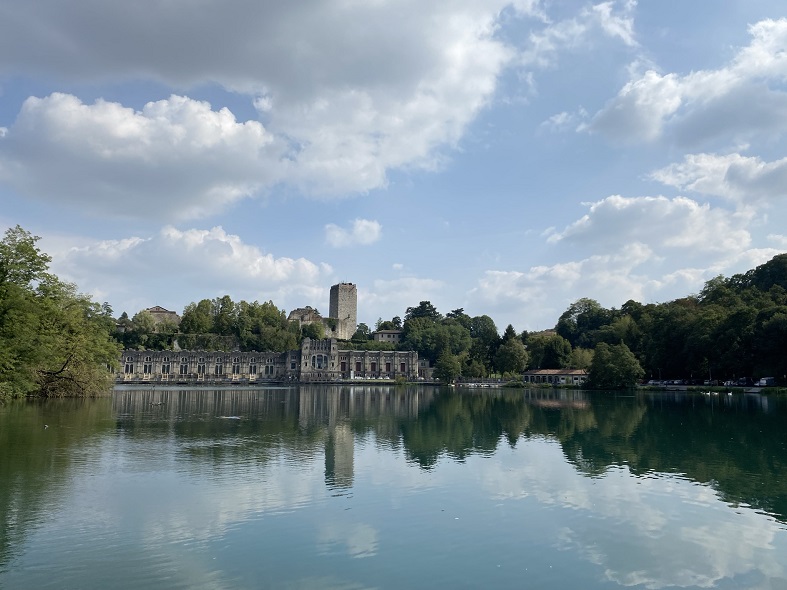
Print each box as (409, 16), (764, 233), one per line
(329, 282), (357, 339)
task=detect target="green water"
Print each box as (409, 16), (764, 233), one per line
(1, 386), (786, 589)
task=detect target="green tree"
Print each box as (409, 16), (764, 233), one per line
(302, 322), (325, 341)
(526, 332), (572, 369)
(495, 338), (529, 375)
(434, 350), (461, 383)
(588, 342), (644, 389)
(405, 301), (442, 322)
(0, 226), (120, 399)
(352, 322), (371, 341)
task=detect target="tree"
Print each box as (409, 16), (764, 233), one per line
(568, 347), (593, 369)
(501, 324), (517, 343)
(588, 342), (644, 389)
(434, 351), (461, 383)
(352, 323), (371, 341)
(0, 226), (119, 399)
(302, 322), (325, 341)
(526, 332), (571, 369)
(556, 298), (615, 348)
(495, 338), (529, 375)
(405, 301), (442, 322)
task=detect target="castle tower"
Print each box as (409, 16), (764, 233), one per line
(329, 282), (357, 339)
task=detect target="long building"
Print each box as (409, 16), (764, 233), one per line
(117, 338), (420, 384)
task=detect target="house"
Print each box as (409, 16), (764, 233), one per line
(373, 329), (403, 343)
(522, 368), (588, 385)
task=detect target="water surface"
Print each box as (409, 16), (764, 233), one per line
(1, 386), (786, 589)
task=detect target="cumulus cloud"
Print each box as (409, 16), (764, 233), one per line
(50, 226), (332, 314)
(324, 219), (382, 248)
(588, 18), (787, 145)
(0, 94), (284, 220)
(465, 192), (761, 326)
(548, 194), (752, 255)
(469, 245), (656, 329)
(651, 153), (787, 203)
(0, 1), (551, 207)
(0, 1), (651, 213)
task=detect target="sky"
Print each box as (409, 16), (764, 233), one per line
(2, 0), (787, 333)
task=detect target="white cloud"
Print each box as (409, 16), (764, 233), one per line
(360, 277), (446, 324)
(49, 226), (332, 314)
(0, 1), (652, 211)
(549, 194), (752, 255)
(651, 152), (787, 203)
(469, 245), (656, 330)
(464, 191), (776, 329)
(0, 94), (284, 220)
(520, 0), (638, 69)
(538, 108), (588, 133)
(325, 219), (382, 248)
(588, 18), (787, 145)
(0, 1), (550, 207)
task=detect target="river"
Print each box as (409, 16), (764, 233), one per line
(1, 386), (786, 589)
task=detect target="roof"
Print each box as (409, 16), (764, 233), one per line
(523, 369), (588, 376)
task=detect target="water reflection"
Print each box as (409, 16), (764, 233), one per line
(1, 386), (786, 589)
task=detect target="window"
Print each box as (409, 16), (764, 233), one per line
(233, 357), (240, 363)
(124, 363), (134, 374)
(145, 356), (152, 362)
(126, 356), (132, 362)
(385, 362), (391, 373)
(371, 362), (377, 373)
(162, 364), (170, 374)
(249, 364), (257, 375)
(198, 364), (205, 375)
(355, 361), (362, 372)
(215, 364), (223, 375)
(180, 364), (189, 375)
(143, 363), (152, 374)
(400, 363), (406, 373)
(341, 361), (346, 372)
(232, 364), (241, 375)
(163, 356), (170, 363)
(199, 357), (205, 363)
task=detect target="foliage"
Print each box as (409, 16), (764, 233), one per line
(494, 338), (529, 374)
(588, 342), (644, 389)
(526, 332), (572, 369)
(0, 226), (120, 399)
(404, 301), (442, 322)
(168, 297), (296, 352)
(434, 351), (462, 383)
(301, 321), (325, 341)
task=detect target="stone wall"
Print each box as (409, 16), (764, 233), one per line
(117, 338), (420, 384)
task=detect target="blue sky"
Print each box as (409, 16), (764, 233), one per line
(2, 0), (787, 333)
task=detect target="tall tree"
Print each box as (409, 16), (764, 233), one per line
(0, 226), (119, 399)
(588, 343), (644, 389)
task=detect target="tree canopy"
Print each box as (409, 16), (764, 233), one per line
(0, 226), (120, 399)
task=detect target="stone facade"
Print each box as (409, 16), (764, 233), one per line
(373, 329), (402, 343)
(117, 338), (419, 384)
(522, 369), (588, 385)
(145, 306), (181, 326)
(329, 283), (357, 340)
(287, 283), (357, 341)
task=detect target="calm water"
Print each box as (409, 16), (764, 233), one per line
(1, 386), (786, 590)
